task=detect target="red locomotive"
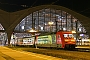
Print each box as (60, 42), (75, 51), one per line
(36, 31), (76, 49)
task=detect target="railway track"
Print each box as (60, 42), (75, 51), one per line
(36, 46), (90, 53)
(14, 45), (90, 52)
(74, 48), (90, 52)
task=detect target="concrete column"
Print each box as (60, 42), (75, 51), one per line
(6, 31), (13, 46)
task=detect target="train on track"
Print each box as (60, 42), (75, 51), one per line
(16, 31), (76, 49)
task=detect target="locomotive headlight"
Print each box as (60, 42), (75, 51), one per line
(65, 40), (69, 41)
(71, 40), (75, 42)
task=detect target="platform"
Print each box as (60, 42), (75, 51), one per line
(0, 46), (65, 60)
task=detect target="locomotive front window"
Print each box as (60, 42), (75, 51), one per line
(69, 34), (74, 38)
(64, 34), (74, 38)
(64, 34), (68, 38)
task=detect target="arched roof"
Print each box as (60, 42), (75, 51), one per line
(0, 9), (9, 30)
(0, 5), (90, 36)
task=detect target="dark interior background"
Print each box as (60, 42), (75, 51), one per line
(0, 0), (90, 18)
